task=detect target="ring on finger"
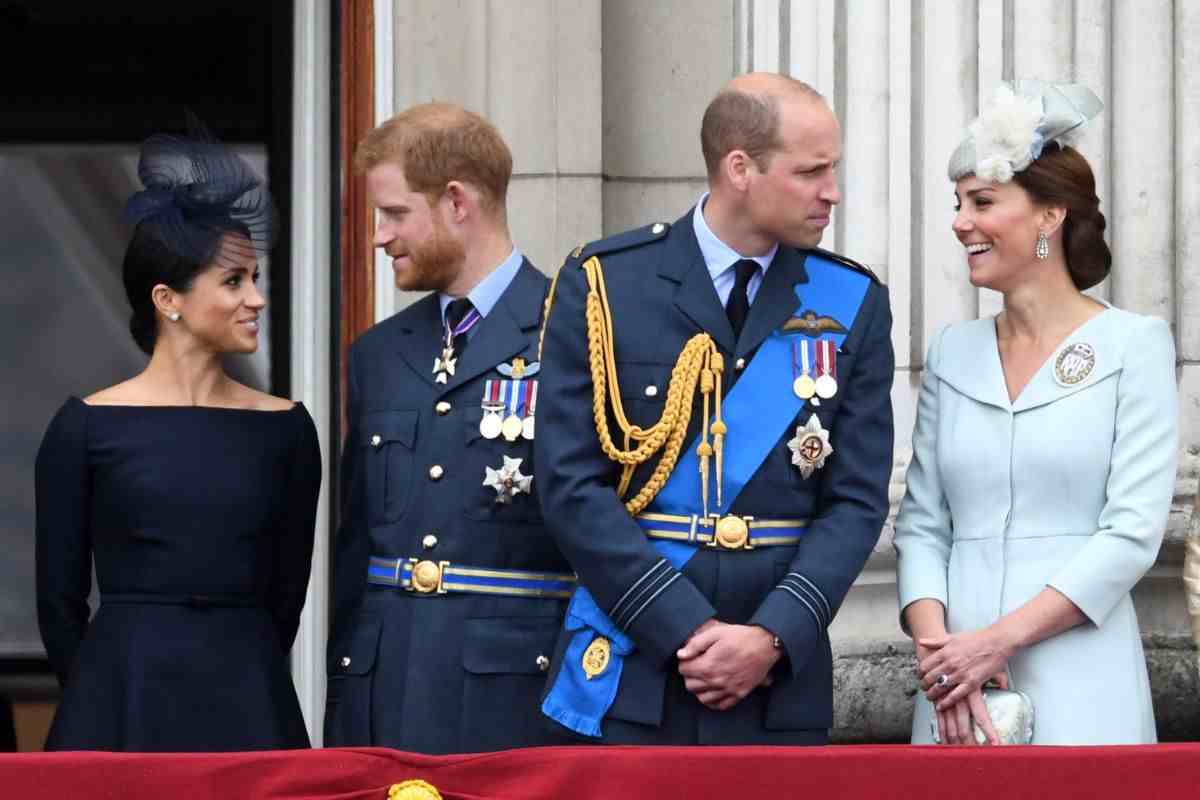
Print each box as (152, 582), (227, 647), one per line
(935, 673), (952, 687)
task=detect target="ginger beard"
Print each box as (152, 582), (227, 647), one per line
(388, 210), (466, 293)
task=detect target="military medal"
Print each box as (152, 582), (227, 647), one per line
(787, 414), (833, 479)
(482, 455), (533, 504)
(433, 347), (456, 385)
(1054, 341), (1096, 386)
(501, 377), (525, 442)
(433, 304), (481, 384)
(521, 380), (538, 440)
(814, 339), (838, 400)
(792, 339), (816, 400)
(582, 635), (611, 680)
(479, 380), (505, 439)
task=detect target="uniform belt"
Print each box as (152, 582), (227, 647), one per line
(101, 592), (260, 608)
(635, 512), (810, 550)
(367, 556), (576, 598)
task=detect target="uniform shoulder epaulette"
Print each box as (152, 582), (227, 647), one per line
(810, 246), (882, 284)
(568, 221), (671, 264)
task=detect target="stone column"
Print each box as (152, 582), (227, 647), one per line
(387, 0), (602, 300)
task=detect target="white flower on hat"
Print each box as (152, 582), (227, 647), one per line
(968, 85), (1046, 183)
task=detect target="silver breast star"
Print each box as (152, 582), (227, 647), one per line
(483, 455), (534, 504)
(786, 414), (833, 479)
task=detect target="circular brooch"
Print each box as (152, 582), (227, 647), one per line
(1054, 342), (1096, 386)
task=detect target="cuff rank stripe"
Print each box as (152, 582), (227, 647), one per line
(785, 572), (832, 622)
(777, 583), (825, 631)
(778, 574), (830, 629)
(610, 559), (674, 630)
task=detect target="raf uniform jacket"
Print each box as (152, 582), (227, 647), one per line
(535, 212), (895, 744)
(325, 260), (572, 754)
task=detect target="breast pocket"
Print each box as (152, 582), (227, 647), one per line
(462, 408), (544, 524)
(361, 410), (418, 525)
(614, 361), (674, 432)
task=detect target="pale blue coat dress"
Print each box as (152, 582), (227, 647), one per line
(894, 305), (1177, 745)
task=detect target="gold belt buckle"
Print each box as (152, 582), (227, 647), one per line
(408, 559), (449, 594)
(710, 515), (753, 550)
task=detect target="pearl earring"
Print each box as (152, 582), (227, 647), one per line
(168, 312), (181, 322)
(1035, 231), (1049, 260)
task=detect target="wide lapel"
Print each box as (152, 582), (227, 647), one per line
(660, 210), (737, 355)
(1011, 308), (1122, 413)
(736, 246), (808, 359)
(933, 318), (1012, 411)
(439, 260), (547, 395)
(393, 293), (445, 388)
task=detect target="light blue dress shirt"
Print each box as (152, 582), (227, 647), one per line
(438, 247), (523, 336)
(692, 193), (777, 306)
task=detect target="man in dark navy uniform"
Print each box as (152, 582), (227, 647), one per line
(325, 103), (573, 753)
(536, 73), (894, 744)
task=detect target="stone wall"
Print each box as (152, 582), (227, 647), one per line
(381, 0), (1200, 740)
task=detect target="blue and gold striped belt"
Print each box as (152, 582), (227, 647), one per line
(635, 512), (810, 550)
(367, 556), (576, 598)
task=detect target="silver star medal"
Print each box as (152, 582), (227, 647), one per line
(483, 455), (533, 504)
(787, 414), (833, 479)
(433, 346), (457, 384)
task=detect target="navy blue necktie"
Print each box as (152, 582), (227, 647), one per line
(725, 259), (758, 339)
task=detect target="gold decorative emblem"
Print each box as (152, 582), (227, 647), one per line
(1054, 342), (1096, 386)
(787, 414), (833, 479)
(782, 310), (848, 337)
(410, 560), (444, 593)
(582, 635), (611, 680)
(713, 515), (750, 549)
(483, 455), (533, 504)
(388, 779), (443, 800)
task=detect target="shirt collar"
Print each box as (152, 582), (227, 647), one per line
(692, 192), (777, 280)
(438, 247), (524, 322)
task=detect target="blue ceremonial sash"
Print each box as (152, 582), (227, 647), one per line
(542, 254), (871, 737)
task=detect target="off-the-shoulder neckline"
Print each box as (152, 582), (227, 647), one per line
(70, 395), (302, 413)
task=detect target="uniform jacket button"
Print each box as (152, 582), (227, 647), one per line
(536, 654), (550, 672)
(644, 385), (658, 397)
(422, 534), (438, 550)
(370, 434), (382, 447)
(435, 401), (451, 415)
(429, 465), (444, 481)
(341, 656), (352, 669)
(735, 358), (746, 371)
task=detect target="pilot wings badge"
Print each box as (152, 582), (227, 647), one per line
(782, 310), (848, 338)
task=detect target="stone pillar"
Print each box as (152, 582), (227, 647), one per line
(388, 0), (602, 300)
(599, 0), (733, 233)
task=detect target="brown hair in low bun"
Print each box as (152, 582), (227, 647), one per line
(1013, 145), (1111, 290)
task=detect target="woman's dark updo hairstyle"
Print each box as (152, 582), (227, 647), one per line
(1013, 144), (1111, 291)
(122, 224), (221, 355)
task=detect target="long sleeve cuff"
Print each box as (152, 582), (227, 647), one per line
(750, 576), (828, 679)
(617, 561), (715, 666)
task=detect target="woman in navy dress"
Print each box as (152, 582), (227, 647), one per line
(36, 132), (320, 751)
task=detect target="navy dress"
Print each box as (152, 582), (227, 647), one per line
(35, 397), (320, 752)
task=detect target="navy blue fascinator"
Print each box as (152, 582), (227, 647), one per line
(123, 121), (275, 268)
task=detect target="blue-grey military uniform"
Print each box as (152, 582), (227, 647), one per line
(535, 211), (895, 744)
(325, 256), (574, 753)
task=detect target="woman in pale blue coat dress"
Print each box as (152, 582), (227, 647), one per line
(894, 81), (1178, 746)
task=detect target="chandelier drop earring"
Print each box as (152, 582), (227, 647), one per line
(1035, 231), (1049, 260)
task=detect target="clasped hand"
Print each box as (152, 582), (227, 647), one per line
(917, 628), (1014, 746)
(676, 619), (780, 711)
